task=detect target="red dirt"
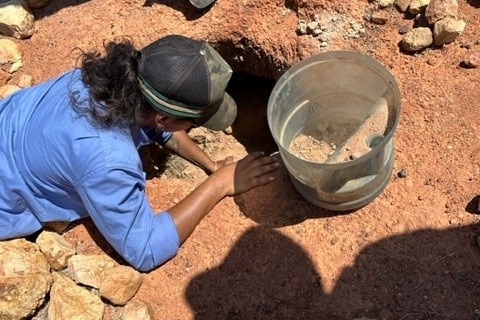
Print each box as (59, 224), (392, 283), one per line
(9, 0), (480, 319)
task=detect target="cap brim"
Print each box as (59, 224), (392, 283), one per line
(189, 0), (216, 8)
(194, 93), (237, 131)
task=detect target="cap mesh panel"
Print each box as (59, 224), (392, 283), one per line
(139, 36), (210, 108)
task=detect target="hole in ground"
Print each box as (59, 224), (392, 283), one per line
(140, 72), (278, 179)
(227, 72), (277, 155)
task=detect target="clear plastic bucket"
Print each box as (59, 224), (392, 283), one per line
(267, 51), (401, 211)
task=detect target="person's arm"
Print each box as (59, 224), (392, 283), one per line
(164, 130), (230, 174)
(168, 151), (279, 243)
(77, 165), (180, 272)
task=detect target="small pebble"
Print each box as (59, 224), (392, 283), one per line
(461, 53), (480, 68)
(398, 24), (409, 34)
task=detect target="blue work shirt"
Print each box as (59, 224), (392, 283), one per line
(0, 69), (180, 272)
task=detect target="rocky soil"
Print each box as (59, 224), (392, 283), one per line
(1, 0), (480, 319)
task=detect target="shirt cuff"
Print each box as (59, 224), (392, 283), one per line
(147, 211), (180, 270)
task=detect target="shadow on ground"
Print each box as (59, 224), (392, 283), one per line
(26, 0), (209, 21)
(143, 0), (213, 20)
(234, 163), (347, 227)
(22, 0), (92, 20)
(185, 224), (480, 320)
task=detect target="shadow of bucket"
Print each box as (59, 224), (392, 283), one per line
(267, 51), (402, 211)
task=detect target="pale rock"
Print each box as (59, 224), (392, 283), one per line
(401, 27), (433, 51)
(35, 230), (77, 271)
(68, 254), (118, 288)
(48, 273), (104, 320)
(0, 38), (23, 73)
(0, 239), (52, 320)
(378, 0), (395, 8)
(99, 265), (143, 305)
(0, 0), (34, 39)
(425, 0), (458, 25)
(122, 300), (155, 320)
(433, 17), (465, 46)
(17, 73), (33, 87)
(0, 84), (21, 98)
(408, 0), (430, 14)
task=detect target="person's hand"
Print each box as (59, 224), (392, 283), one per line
(213, 151), (280, 196)
(169, 151), (280, 244)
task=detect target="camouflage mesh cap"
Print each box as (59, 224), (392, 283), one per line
(137, 34), (237, 131)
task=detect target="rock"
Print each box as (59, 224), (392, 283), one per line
(123, 300), (155, 320)
(433, 17), (466, 46)
(0, 38), (23, 73)
(371, 12), (389, 25)
(99, 265), (143, 305)
(0, 0), (35, 39)
(68, 254), (118, 288)
(425, 0), (458, 25)
(18, 73), (33, 87)
(378, 0), (395, 8)
(408, 0), (430, 14)
(461, 53), (480, 68)
(398, 168), (408, 178)
(398, 24), (410, 34)
(0, 239), (52, 320)
(35, 230), (77, 271)
(48, 273), (104, 320)
(0, 83), (21, 98)
(401, 27), (433, 52)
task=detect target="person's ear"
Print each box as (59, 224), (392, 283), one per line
(154, 113), (168, 131)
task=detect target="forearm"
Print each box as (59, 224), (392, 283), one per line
(166, 152), (279, 245)
(165, 131), (216, 173)
(168, 173), (228, 243)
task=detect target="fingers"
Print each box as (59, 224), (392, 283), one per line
(240, 152), (280, 173)
(229, 152), (281, 195)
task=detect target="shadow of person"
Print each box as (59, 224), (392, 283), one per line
(184, 226), (332, 320)
(327, 224), (480, 319)
(186, 224), (480, 320)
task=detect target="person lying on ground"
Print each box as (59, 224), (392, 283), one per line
(0, 34), (279, 272)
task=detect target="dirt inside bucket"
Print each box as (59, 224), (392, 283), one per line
(289, 97), (389, 163)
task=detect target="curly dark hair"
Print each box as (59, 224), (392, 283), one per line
(72, 38), (154, 129)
